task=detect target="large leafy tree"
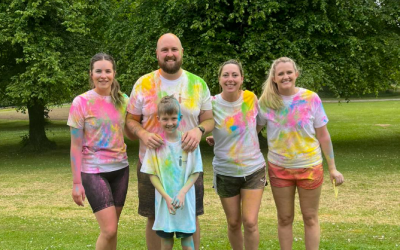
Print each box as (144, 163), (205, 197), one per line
(107, 0), (400, 98)
(0, 0), (109, 150)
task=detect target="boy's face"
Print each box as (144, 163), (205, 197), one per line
(158, 112), (181, 135)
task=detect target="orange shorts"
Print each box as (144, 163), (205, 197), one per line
(268, 162), (324, 190)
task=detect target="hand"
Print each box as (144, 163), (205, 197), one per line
(330, 169), (344, 186)
(172, 191), (186, 210)
(72, 183), (85, 207)
(181, 127), (202, 152)
(141, 132), (164, 149)
(165, 196), (176, 215)
(205, 136), (214, 146)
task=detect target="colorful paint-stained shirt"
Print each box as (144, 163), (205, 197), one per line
(141, 139), (203, 234)
(127, 69), (212, 161)
(67, 89), (129, 173)
(211, 90), (265, 177)
(258, 88), (328, 168)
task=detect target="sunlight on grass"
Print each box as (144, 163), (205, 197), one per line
(0, 101), (399, 249)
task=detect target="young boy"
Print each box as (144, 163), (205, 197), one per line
(140, 95), (202, 250)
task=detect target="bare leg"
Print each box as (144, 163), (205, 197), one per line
(94, 206), (119, 250)
(181, 236), (195, 250)
(193, 217), (200, 250)
(161, 237), (174, 250)
(271, 186), (296, 250)
(146, 217), (161, 250)
(298, 186), (322, 250)
(241, 188), (264, 250)
(220, 194), (243, 250)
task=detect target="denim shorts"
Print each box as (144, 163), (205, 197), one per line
(215, 166), (267, 198)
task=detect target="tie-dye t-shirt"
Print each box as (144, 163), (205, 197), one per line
(141, 139), (203, 233)
(67, 89), (129, 173)
(127, 69), (212, 161)
(258, 88), (328, 169)
(211, 90), (265, 177)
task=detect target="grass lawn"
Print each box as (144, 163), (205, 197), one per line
(0, 101), (399, 249)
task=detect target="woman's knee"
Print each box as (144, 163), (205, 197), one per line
(227, 217), (242, 231)
(100, 225), (118, 240)
(302, 213), (319, 227)
(242, 217), (258, 233)
(277, 214), (294, 227)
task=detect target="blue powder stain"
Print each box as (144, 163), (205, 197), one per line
(230, 125), (238, 132)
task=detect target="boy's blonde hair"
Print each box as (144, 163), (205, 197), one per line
(157, 95), (181, 116)
(259, 57), (300, 110)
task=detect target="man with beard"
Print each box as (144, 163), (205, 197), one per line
(125, 33), (214, 250)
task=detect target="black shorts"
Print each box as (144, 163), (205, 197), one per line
(137, 161), (204, 217)
(156, 230), (193, 239)
(81, 166), (129, 213)
(215, 166), (267, 198)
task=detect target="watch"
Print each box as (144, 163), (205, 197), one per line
(197, 125), (205, 135)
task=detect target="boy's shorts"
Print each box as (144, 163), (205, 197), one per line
(81, 166), (129, 213)
(137, 161), (204, 217)
(156, 230), (193, 239)
(215, 166), (267, 198)
(268, 162), (323, 190)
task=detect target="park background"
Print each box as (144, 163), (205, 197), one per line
(0, 0), (399, 249)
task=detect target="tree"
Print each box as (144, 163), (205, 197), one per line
(0, 0), (109, 150)
(106, 0), (400, 98)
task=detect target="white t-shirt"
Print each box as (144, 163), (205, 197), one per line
(211, 90), (265, 177)
(67, 90), (129, 173)
(140, 139), (203, 233)
(127, 69), (212, 161)
(258, 88), (328, 168)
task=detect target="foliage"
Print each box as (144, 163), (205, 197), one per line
(0, 0), (110, 149)
(107, 0), (400, 98)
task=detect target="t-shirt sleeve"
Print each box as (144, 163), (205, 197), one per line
(127, 78), (144, 115)
(200, 80), (212, 111)
(67, 96), (85, 129)
(140, 149), (158, 175)
(187, 147), (203, 174)
(256, 101), (268, 126)
(312, 94), (329, 128)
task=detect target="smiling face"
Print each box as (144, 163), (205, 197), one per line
(219, 63), (244, 95)
(158, 112), (181, 137)
(91, 60), (115, 96)
(273, 61), (299, 95)
(156, 34), (183, 75)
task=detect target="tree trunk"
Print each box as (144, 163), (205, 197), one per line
(24, 98), (56, 151)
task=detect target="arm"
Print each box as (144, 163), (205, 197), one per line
(315, 125), (344, 186)
(125, 113), (164, 149)
(70, 127), (85, 206)
(124, 121), (138, 141)
(172, 172), (200, 209)
(149, 175), (176, 215)
(182, 110), (215, 152)
(256, 125), (264, 134)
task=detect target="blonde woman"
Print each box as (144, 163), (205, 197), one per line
(258, 57), (344, 250)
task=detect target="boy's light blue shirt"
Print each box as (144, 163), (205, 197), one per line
(141, 139), (203, 233)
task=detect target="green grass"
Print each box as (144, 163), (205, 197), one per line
(1, 101), (400, 249)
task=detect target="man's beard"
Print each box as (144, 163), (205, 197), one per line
(158, 56), (183, 74)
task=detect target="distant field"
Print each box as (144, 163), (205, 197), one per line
(0, 101), (399, 249)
